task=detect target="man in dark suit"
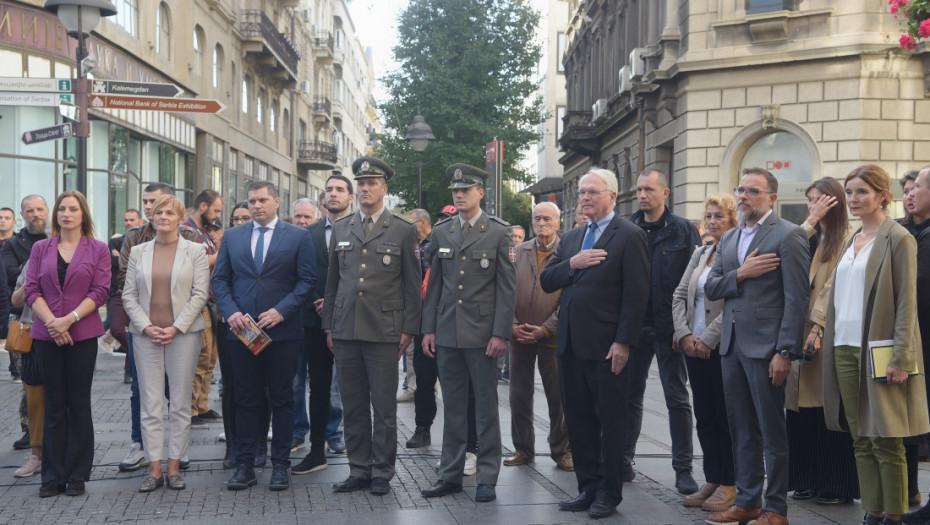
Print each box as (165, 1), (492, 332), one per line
(704, 168), (809, 525)
(213, 181), (317, 492)
(539, 168), (650, 519)
(292, 174), (354, 475)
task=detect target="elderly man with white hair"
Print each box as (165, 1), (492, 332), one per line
(503, 201), (573, 471)
(291, 198), (318, 228)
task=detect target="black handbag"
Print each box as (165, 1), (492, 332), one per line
(19, 350), (42, 386)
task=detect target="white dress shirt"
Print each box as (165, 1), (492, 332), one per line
(250, 216), (279, 259)
(692, 265), (712, 339)
(737, 208), (773, 265)
(832, 237), (874, 347)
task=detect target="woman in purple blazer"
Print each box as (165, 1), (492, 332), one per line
(24, 190), (110, 498)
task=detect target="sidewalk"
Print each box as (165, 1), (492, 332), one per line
(0, 348), (920, 524)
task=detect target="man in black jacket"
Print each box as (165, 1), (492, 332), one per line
(1, 195), (48, 291)
(623, 169), (701, 494)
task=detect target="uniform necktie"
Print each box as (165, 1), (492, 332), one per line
(581, 222), (598, 250)
(364, 216), (373, 234)
(462, 221), (472, 240)
(254, 226), (269, 271)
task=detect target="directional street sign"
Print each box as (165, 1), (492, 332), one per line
(0, 77), (71, 93)
(22, 123), (73, 145)
(92, 79), (182, 98)
(0, 92), (71, 106)
(90, 95), (226, 114)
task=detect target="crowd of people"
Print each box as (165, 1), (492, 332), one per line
(2, 158), (930, 525)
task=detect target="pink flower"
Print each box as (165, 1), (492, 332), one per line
(889, 0), (907, 15)
(900, 33), (918, 50)
(920, 18), (930, 38)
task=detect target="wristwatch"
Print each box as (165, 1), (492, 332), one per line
(779, 349), (792, 360)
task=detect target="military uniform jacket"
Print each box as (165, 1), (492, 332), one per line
(322, 209), (422, 342)
(422, 211), (517, 349)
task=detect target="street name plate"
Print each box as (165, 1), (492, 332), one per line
(22, 123), (73, 144)
(92, 80), (182, 98)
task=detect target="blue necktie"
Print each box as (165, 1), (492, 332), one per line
(254, 226), (269, 271)
(581, 222), (598, 250)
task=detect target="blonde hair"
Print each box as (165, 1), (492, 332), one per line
(151, 194), (186, 219)
(703, 193), (737, 230)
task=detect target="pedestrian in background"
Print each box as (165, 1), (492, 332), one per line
(671, 194), (738, 512)
(123, 195), (210, 492)
(822, 165), (928, 525)
(25, 190), (110, 498)
(10, 260), (42, 479)
(785, 178), (859, 506)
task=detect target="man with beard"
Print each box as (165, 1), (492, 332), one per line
(292, 174), (354, 474)
(704, 168), (809, 525)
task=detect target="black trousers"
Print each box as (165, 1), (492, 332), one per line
(559, 349), (630, 505)
(217, 321), (271, 451)
(684, 351), (735, 485)
(787, 406), (860, 499)
(303, 326), (333, 454)
(35, 338), (97, 485)
(412, 334), (437, 428)
(230, 339), (300, 467)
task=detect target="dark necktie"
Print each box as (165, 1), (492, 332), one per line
(364, 217), (373, 234)
(462, 221), (472, 240)
(254, 226), (269, 271)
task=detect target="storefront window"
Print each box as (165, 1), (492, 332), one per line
(739, 131), (812, 185)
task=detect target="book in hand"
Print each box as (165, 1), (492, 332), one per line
(233, 313), (272, 355)
(869, 339), (920, 382)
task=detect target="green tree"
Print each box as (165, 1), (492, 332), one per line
(376, 0), (544, 225)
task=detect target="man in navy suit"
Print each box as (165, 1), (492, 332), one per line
(540, 168), (650, 519)
(213, 181), (317, 492)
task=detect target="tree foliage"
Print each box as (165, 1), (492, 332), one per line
(376, 0), (544, 225)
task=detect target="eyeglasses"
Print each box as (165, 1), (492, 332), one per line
(231, 216), (251, 223)
(733, 187), (773, 198)
(578, 189), (604, 197)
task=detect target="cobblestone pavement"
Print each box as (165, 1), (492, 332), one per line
(0, 347), (921, 524)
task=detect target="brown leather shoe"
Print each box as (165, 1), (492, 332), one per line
(702, 485), (737, 512)
(556, 453), (574, 471)
(705, 504), (762, 525)
(754, 511), (788, 525)
(683, 482), (718, 507)
(503, 451), (531, 466)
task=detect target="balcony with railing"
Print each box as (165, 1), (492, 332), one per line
(240, 10), (301, 85)
(312, 30), (334, 64)
(297, 140), (338, 170)
(312, 96), (331, 122)
(558, 110), (598, 156)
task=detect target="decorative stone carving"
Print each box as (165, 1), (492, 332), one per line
(762, 104), (780, 130)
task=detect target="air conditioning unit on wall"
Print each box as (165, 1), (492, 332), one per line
(300, 81), (311, 94)
(629, 48), (646, 80)
(592, 98), (608, 122)
(619, 66), (632, 94)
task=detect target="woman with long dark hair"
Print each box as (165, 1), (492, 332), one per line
(786, 177), (859, 505)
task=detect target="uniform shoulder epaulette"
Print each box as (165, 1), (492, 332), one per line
(393, 213), (414, 224)
(434, 216), (452, 226)
(489, 216), (511, 226)
(334, 214), (352, 222)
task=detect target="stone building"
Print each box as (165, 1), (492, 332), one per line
(0, 0), (377, 237)
(559, 0), (930, 226)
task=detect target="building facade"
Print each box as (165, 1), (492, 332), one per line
(558, 0), (930, 226)
(0, 0), (378, 238)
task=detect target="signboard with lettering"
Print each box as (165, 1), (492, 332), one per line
(22, 122), (72, 144)
(92, 79), (181, 98)
(0, 91), (70, 106)
(0, 77), (70, 92)
(90, 95), (225, 114)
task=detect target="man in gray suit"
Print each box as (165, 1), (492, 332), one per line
(421, 164), (517, 503)
(322, 157), (422, 496)
(704, 168), (810, 525)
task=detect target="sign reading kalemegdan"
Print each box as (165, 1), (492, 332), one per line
(90, 95), (226, 114)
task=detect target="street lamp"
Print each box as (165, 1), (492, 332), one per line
(44, 0), (117, 196)
(404, 113), (435, 209)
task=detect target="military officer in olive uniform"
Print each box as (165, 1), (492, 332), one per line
(421, 164), (517, 503)
(322, 157), (422, 496)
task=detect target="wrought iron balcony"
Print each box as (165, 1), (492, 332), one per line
(558, 110), (599, 156)
(240, 10), (301, 84)
(312, 30), (334, 63)
(297, 140), (338, 170)
(312, 96), (331, 122)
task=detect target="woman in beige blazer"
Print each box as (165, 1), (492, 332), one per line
(671, 194), (736, 512)
(123, 195), (210, 493)
(822, 165), (928, 525)
(785, 177), (859, 505)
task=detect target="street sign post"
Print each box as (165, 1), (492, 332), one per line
(22, 123), (73, 145)
(0, 77), (71, 93)
(90, 95), (225, 114)
(0, 92), (71, 106)
(91, 79), (182, 98)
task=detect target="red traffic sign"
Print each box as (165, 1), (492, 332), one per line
(90, 95), (226, 114)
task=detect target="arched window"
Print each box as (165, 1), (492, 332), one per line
(270, 102), (277, 132)
(155, 3), (171, 58)
(213, 45), (224, 89)
(257, 89), (264, 124)
(192, 26), (204, 75)
(241, 76), (249, 114)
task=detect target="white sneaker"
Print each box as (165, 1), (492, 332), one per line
(397, 390), (415, 402)
(14, 455), (40, 477)
(217, 431), (226, 442)
(464, 452), (477, 476)
(118, 442), (149, 472)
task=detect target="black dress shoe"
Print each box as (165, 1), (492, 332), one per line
(227, 464), (257, 490)
(333, 476), (371, 493)
(588, 499), (617, 519)
(65, 481), (85, 496)
(269, 465), (290, 491)
(13, 431), (30, 450)
(792, 489), (816, 500)
(816, 493), (851, 505)
(370, 477), (390, 495)
(39, 480), (59, 498)
(421, 480), (463, 498)
(406, 426), (431, 448)
(903, 501), (930, 524)
(475, 484), (496, 502)
(292, 452), (327, 474)
(254, 444), (267, 468)
(863, 514), (884, 525)
(223, 442), (236, 470)
(558, 491), (595, 512)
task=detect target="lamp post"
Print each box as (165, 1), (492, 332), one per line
(404, 113), (435, 209)
(44, 0), (117, 196)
